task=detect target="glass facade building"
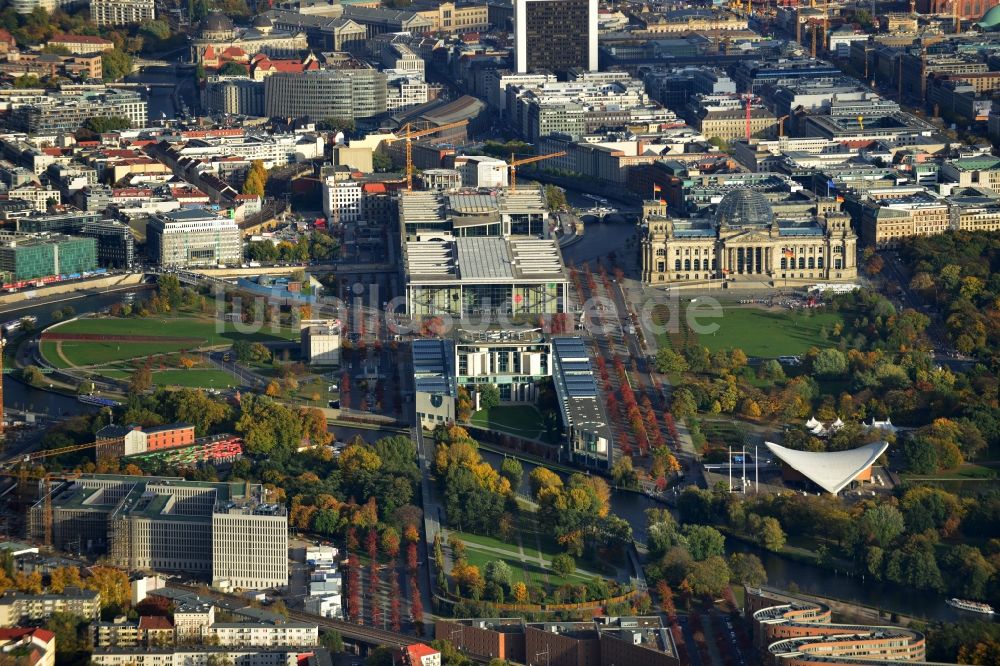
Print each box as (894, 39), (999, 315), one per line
(0, 234), (97, 281)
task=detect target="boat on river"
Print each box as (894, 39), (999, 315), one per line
(947, 598), (995, 615)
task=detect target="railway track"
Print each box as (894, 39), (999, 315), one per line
(166, 583), (429, 650)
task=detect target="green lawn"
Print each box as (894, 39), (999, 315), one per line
(470, 405), (548, 439)
(41, 315), (297, 368)
(696, 308), (843, 357)
(52, 340), (199, 367)
(152, 369), (237, 388)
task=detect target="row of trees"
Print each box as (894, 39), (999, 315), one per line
(674, 482), (1000, 601)
(645, 508), (767, 601)
(245, 232), (339, 263)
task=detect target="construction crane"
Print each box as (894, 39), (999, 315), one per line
(3, 438), (116, 466)
(778, 114), (790, 137)
(0, 468), (76, 551)
(507, 151), (567, 191)
(386, 120), (470, 191)
(744, 94), (755, 141)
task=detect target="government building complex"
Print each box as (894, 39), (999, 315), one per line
(641, 189), (858, 286)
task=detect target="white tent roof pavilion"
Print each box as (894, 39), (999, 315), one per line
(764, 440), (889, 494)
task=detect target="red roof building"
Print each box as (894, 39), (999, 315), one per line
(0, 628), (56, 666)
(399, 644), (440, 666)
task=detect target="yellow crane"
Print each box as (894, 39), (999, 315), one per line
(507, 151), (567, 191)
(385, 120), (470, 191)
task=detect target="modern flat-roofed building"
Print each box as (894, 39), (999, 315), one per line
(28, 475), (287, 589)
(551, 337), (612, 469)
(455, 329), (550, 402)
(7, 89), (147, 133)
(300, 319), (341, 366)
(514, 0), (597, 74)
(413, 338), (457, 429)
(435, 616), (679, 666)
(263, 67), (387, 120)
(146, 208), (241, 268)
(91, 646), (326, 666)
(0, 232), (96, 281)
(404, 236), (566, 319)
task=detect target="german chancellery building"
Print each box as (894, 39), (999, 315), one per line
(640, 189), (858, 287)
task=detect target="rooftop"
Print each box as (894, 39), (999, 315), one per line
(764, 440), (889, 494)
(405, 237), (564, 284)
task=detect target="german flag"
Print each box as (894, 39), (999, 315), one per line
(783, 248), (794, 258)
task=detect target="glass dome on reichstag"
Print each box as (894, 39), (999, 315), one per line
(715, 189), (775, 229)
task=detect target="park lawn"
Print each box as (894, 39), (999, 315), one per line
(470, 405), (547, 439)
(54, 340), (196, 367)
(461, 538), (599, 590)
(152, 369), (237, 388)
(51, 315), (298, 345)
(39, 340), (72, 369)
(695, 308), (843, 357)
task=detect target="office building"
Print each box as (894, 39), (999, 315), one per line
(0, 588), (101, 626)
(91, 0), (156, 26)
(29, 475), (287, 590)
(0, 233), (97, 281)
(263, 67), (387, 120)
(94, 423), (196, 460)
(435, 616), (679, 666)
(16, 213), (135, 269)
(202, 77), (265, 117)
(413, 338), (458, 429)
(146, 208), (241, 268)
(455, 329), (551, 402)
(7, 89), (147, 133)
(641, 190), (858, 286)
(515, 0), (597, 74)
(300, 319), (341, 366)
(746, 586), (926, 664)
(454, 155), (508, 189)
(855, 189), (950, 248)
(79, 220), (136, 269)
(322, 176), (364, 224)
(404, 236), (566, 318)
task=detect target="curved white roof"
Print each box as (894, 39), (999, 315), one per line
(765, 440), (888, 494)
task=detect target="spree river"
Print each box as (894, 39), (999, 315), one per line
(6, 286), (986, 625)
(2, 288), (152, 417)
(479, 449), (988, 625)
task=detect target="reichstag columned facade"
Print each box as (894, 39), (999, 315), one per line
(641, 189), (858, 286)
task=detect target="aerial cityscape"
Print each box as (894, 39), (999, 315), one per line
(0, 0), (994, 664)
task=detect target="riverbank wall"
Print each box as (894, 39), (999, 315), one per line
(0, 273), (145, 308)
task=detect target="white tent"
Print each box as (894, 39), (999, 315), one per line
(765, 440), (889, 494)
